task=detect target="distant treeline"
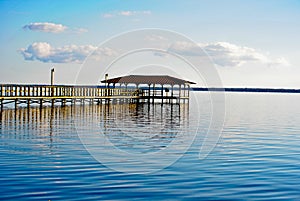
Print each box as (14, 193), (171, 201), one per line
(192, 88), (300, 93)
(128, 86), (300, 93)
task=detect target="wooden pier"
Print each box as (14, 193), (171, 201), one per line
(0, 75), (195, 110)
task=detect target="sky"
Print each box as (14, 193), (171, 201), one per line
(0, 0), (300, 88)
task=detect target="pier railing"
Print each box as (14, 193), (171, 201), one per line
(0, 84), (139, 99)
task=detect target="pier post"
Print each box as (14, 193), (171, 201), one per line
(61, 99), (66, 107)
(15, 86), (18, 97)
(39, 99), (43, 109)
(171, 85), (174, 104)
(178, 85), (181, 104)
(15, 99), (18, 109)
(148, 84), (151, 103)
(187, 85), (190, 105)
(161, 84), (164, 104)
(152, 84), (155, 104)
(183, 84), (186, 104)
(0, 99), (3, 112)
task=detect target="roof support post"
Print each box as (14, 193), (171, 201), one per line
(148, 84), (151, 103)
(184, 84), (187, 103)
(179, 84), (181, 97)
(113, 83), (116, 96)
(161, 84), (164, 104)
(136, 84), (140, 103)
(171, 85), (174, 104)
(152, 84), (155, 104)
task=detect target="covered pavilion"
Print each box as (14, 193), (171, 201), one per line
(101, 75), (196, 103)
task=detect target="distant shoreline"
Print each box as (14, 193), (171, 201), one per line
(192, 88), (300, 93)
(1, 84), (300, 94)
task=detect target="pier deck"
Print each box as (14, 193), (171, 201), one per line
(0, 84), (189, 109)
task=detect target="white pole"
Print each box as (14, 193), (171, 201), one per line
(51, 68), (55, 86)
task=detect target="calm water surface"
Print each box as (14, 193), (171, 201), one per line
(1, 93), (300, 200)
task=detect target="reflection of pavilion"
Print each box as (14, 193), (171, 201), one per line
(101, 75), (196, 104)
(101, 103), (190, 152)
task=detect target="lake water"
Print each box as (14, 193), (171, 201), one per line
(1, 92), (300, 200)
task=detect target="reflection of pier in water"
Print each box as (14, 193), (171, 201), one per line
(0, 106), (75, 151)
(100, 103), (189, 153)
(0, 103), (189, 152)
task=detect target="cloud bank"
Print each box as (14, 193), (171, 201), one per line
(168, 41), (289, 67)
(19, 40), (288, 67)
(19, 42), (116, 63)
(23, 22), (87, 34)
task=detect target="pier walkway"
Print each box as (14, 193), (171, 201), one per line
(0, 84), (137, 109)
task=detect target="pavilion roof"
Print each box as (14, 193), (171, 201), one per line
(101, 75), (196, 85)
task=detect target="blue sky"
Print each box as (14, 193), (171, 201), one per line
(1, 0), (300, 88)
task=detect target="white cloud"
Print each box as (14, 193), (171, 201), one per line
(102, 10), (151, 18)
(102, 13), (114, 18)
(168, 41), (289, 67)
(23, 22), (67, 33)
(19, 42), (117, 63)
(169, 41), (203, 56)
(23, 22), (88, 34)
(119, 11), (134, 16)
(72, 28), (88, 34)
(119, 10), (151, 16)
